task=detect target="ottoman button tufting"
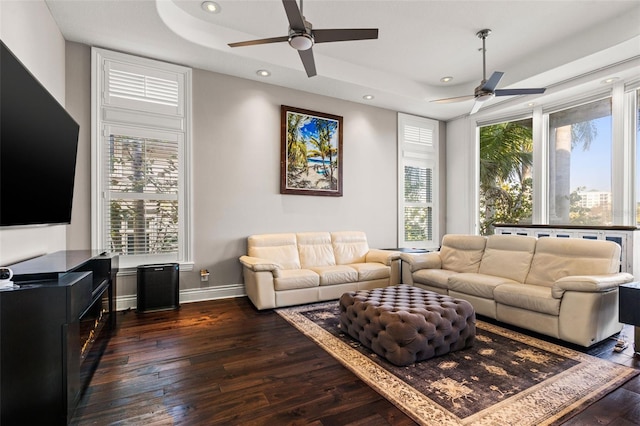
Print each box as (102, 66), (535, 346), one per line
(339, 284), (476, 366)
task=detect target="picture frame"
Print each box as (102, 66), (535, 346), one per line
(280, 105), (343, 196)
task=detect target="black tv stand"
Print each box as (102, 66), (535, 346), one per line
(0, 250), (118, 425)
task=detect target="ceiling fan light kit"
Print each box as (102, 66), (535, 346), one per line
(228, 0), (378, 77)
(432, 28), (546, 114)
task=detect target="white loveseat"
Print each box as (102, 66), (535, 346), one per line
(400, 234), (634, 346)
(239, 231), (400, 310)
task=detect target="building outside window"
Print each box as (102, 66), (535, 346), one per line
(548, 98), (612, 226)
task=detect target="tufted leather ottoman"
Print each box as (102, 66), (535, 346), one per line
(339, 284), (475, 366)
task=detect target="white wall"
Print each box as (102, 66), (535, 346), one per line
(445, 117), (477, 235)
(0, 0), (68, 265)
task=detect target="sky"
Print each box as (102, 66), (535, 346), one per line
(569, 116), (612, 193)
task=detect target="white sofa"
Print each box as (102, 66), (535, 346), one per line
(239, 231), (400, 310)
(400, 234), (634, 347)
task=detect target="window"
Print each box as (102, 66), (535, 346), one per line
(548, 98), (612, 225)
(478, 119), (533, 235)
(398, 113), (438, 248)
(92, 48), (192, 268)
(476, 82), (639, 230)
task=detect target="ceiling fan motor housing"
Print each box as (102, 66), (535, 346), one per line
(474, 84), (495, 102)
(288, 19), (314, 50)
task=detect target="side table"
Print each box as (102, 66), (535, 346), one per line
(619, 282), (640, 355)
(382, 248), (433, 284)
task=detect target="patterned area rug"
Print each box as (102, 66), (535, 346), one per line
(277, 301), (639, 426)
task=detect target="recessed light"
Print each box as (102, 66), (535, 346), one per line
(527, 102), (536, 107)
(440, 76), (453, 83)
(601, 77), (619, 84)
(256, 69), (271, 77)
(363, 95), (374, 100)
(201, 1), (221, 13)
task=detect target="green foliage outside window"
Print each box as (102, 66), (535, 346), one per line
(479, 120), (533, 236)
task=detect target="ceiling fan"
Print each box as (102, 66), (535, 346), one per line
(432, 29), (546, 114)
(227, 0), (378, 78)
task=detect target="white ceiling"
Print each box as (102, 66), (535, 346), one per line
(46, 0), (640, 121)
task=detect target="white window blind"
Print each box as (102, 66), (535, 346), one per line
(92, 48), (192, 268)
(106, 129), (180, 255)
(398, 113), (439, 248)
(404, 124), (434, 148)
(103, 59), (184, 116)
(108, 68), (179, 106)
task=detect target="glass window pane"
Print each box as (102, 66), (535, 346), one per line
(404, 165), (431, 203)
(107, 133), (179, 255)
(478, 119), (533, 236)
(108, 199), (178, 255)
(548, 98), (612, 225)
(109, 135), (178, 195)
(404, 206), (432, 242)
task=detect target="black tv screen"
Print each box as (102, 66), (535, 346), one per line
(1, 41), (80, 227)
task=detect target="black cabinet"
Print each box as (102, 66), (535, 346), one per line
(1, 251), (117, 425)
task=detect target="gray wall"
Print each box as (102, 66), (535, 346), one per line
(0, 1), (68, 265)
(65, 43), (403, 297)
(191, 68), (399, 287)
(66, 42), (92, 251)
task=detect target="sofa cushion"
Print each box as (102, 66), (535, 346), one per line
(297, 232), (336, 268)
(332, 231), (369, 265)
(494, 283), (560, 316)
(448, 273), (519, 299)
(478, 235), (536, 282)
(348, 262), (390, 281)
(274, 269), (319, 290)
(310, 265), (358, 286)
(248, 233), (301, 270)
(525, 238), (621, 287)
(440, 234), (486, 273)
(412, 269), (458, 290)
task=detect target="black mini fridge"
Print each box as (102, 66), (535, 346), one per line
(136, 263), (180, 312)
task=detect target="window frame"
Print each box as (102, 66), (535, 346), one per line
(397, 113), (439, 249)
(91, 47), (193, 269)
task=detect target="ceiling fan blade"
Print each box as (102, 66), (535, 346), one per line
(495, 88), (547, 96)
(313, 28), (379, 43)
(480, 71), (504, 92)
(298, 48), (316, 77)
(431, 94), (476, 104)
(228, 36), (289, 48)
(282, 0), (306, 31)
(470, 100), (484, 115)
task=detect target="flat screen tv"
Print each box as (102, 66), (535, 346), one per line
(1, 40), (80, 227)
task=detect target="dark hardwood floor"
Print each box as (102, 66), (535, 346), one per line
(71, 297), (640, 425)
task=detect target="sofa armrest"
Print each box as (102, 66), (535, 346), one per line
(366, 249), (400, 266)
(239, 255), (282, 274)
(399, 252), (442, 272)
(551, 273), (634, 298)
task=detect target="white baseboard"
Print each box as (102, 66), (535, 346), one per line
(115, 283), (246, 311)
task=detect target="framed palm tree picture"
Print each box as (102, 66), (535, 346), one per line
(281, 105), (343, 196)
